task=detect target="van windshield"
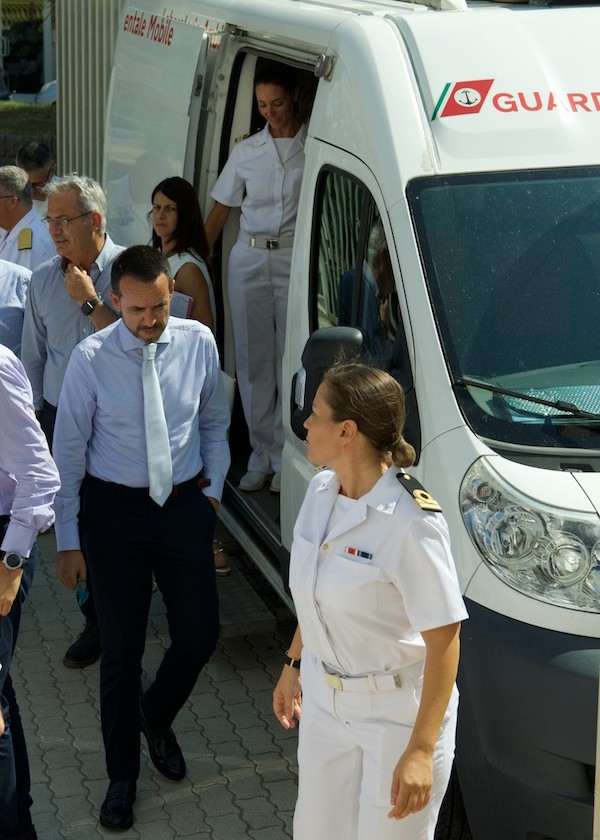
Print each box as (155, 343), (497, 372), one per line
(407, 167), (600, 449)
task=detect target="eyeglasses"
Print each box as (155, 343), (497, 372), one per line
(0, 195), (16, 201)
(43, 211), (92, 229)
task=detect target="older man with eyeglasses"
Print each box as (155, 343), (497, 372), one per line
(21, 174), (125, 671)
(0, 166), (54, 270)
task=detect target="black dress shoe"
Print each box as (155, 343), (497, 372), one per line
(140, 706), (186, 780)
(100, 780), (136, 831)
(63, 621), (101, 668)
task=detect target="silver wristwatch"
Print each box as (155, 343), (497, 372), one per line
(1, 551), (28, 570)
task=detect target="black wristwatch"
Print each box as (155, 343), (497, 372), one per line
(81, 294), (102, 316)
(284, 650), (301, 669)
(1, 551), (28, 570)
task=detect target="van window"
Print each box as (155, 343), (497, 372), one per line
(312, 169), (398, 360)
(408, 167), (600, 450)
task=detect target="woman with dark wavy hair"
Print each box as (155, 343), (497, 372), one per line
(151, 176), (216, 331)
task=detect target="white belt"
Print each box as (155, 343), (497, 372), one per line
(244, 235), (294, 250)
(323, 659), (424, 693)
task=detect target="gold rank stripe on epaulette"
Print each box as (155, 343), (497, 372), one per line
(18, 228), (33, 251)
(235, 127), (262, 143)
(396, 472), (442, 512)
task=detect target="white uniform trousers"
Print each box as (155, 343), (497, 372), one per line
(294, 651), (458, 840)
(227, 239), (291, 473)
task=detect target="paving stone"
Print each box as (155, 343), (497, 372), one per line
(223, 766), (268, 801)
(238, 795), (281, 829)
(201, 716), (239, 745)
(195, 783), (239, 817)
(167, 800), (211, 835)
(54, 792), (97, 826)
(261, 779), (299, 812)
(204, 813), (251, 838)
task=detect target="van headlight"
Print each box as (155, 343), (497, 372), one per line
(460, 460), (600, 613)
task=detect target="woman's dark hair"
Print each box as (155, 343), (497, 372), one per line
(322, 363), (416, 468)
(254, 61), (298, 95)
(151, 176), (210, 261)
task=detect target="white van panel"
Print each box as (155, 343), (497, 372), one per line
(396, 7), (600, 172)
(103, 1), (210, 246)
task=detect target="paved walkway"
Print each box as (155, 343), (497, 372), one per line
(10, 529), (299, 839)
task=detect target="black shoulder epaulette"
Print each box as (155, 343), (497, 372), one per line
(396, 472), (442, 513)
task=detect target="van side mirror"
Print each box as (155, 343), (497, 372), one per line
(291, 326), (364, 440)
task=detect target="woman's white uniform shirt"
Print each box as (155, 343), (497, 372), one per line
(290, 467), (468, 840)
(210, 123), (307, 474)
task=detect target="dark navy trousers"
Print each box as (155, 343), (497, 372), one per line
(81, 475), (219, 781)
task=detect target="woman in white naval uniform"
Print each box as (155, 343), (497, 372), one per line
(273, 363), (468, 840)
(205, 62), (307, 495)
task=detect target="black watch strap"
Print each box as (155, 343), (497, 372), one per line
(284, 650), (301, 669)
(81, 295), (102, 316)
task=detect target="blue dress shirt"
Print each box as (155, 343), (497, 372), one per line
(0, 345), (60, 556)
(0, 259), (31, 358)
(21, 235), (124, 409)
(53, 317), (231, 552)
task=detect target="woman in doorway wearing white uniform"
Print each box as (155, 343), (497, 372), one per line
(151, 175), (229, 575)
(273, 363), (468, 840)
(205, 61), (307, 495)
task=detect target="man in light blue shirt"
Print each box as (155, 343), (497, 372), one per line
(21, 174), (124, 669)
(0, 258), (31, 357)
(0, 344), (60, 840)
(52, 245), (230, 831)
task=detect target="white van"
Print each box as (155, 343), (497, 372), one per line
(103, 2), (600, 838)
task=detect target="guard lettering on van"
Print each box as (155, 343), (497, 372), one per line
(433, 79), (600, 119)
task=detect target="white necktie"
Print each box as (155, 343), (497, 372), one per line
(142, 342), (173, 506)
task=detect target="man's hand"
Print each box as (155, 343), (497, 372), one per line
(64, 264), (96, 306)
(206, 496), (220, 512)
(57, 550), (87, 590)
(0, 564), (24, 616)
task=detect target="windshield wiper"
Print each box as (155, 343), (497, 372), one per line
(456, 378), (600, 421)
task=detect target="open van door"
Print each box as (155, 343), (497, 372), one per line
(102, 3), (212, 246)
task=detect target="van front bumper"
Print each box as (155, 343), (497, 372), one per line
(456, 599), (598, 840)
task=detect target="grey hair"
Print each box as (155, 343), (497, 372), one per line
(46, 175), (107, 234)
(367, 220), (387, 266)
(0, 165), (33, 208)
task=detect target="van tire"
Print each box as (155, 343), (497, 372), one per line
(435, 767), (473, 840)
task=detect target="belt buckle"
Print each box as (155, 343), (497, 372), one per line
(266, 238), (279, 250)
(324, 672), (343, 691)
